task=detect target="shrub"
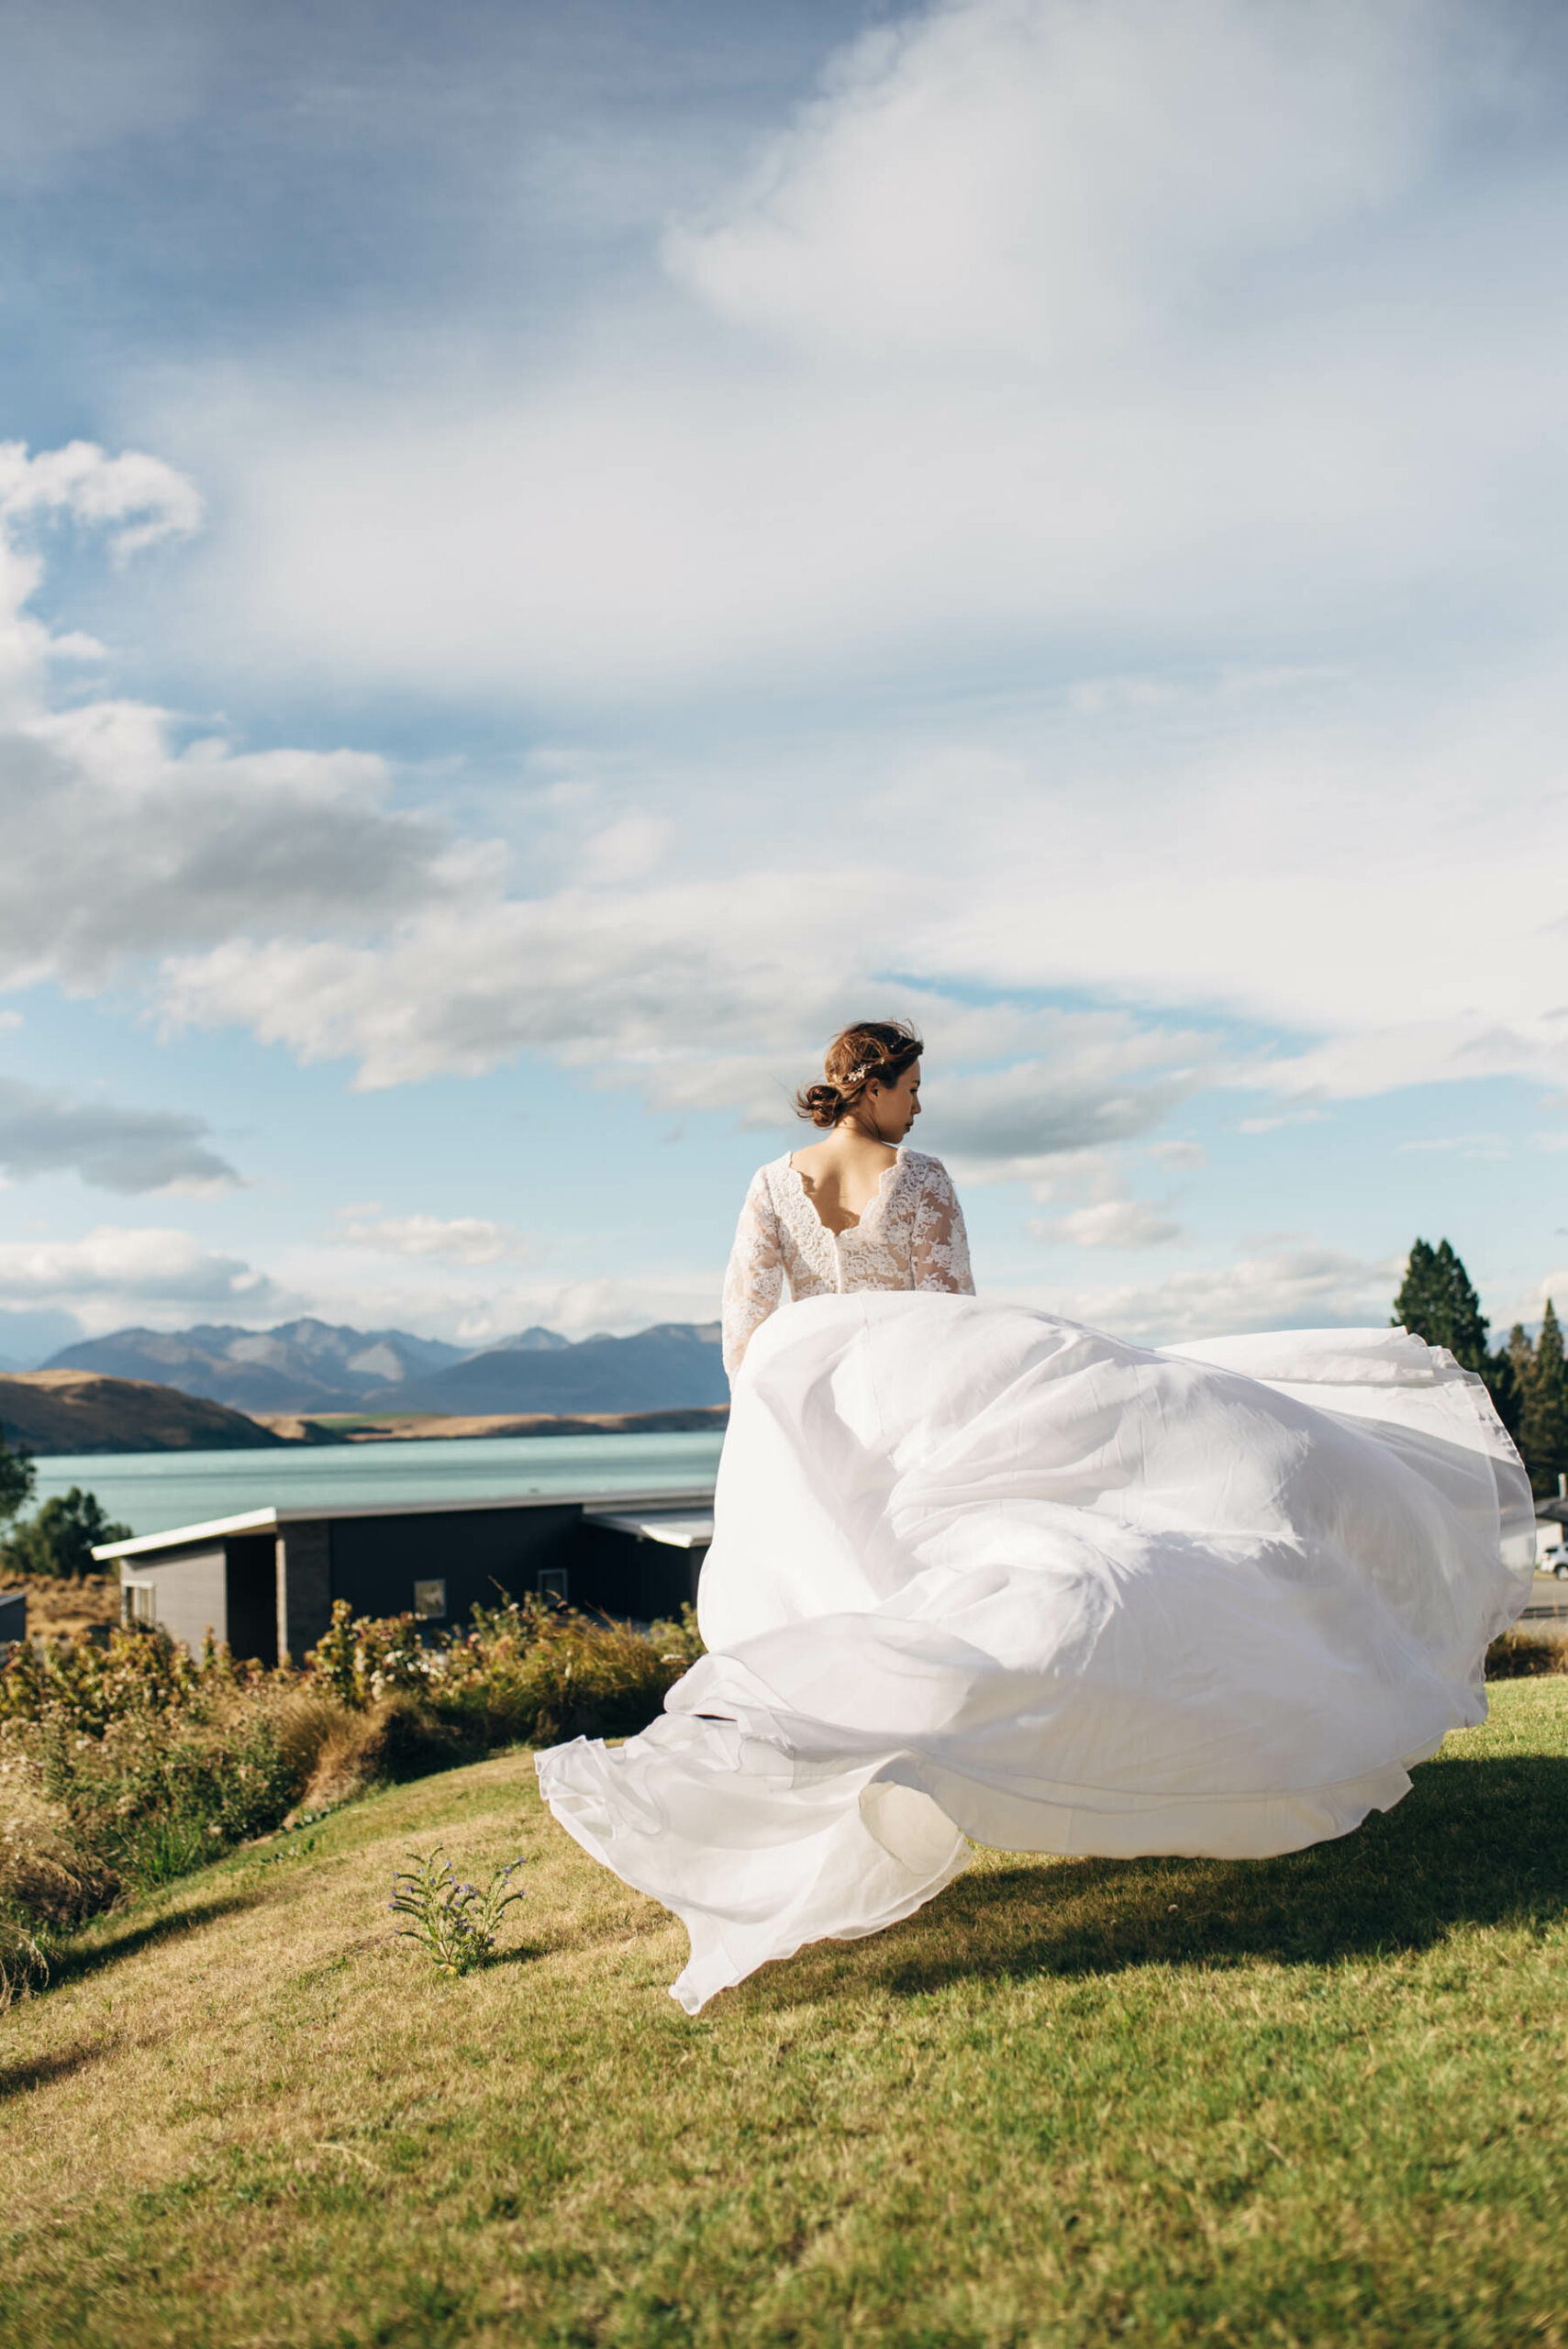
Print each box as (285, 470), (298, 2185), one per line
(418, 1595), (705, 1748)
(2, 1486), (132, 1581)
(1485, 1627), (1568, 1678)
(388, 1845), (525, 1976)
(0, 1598), (706, 1987)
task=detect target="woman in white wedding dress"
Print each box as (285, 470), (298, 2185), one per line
(538, 1021), (1534, 2013)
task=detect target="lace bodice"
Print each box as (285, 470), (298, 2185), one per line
(720, 1147), (974, 1378)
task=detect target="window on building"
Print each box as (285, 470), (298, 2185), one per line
(122, 1581), (156, 1626)
(413, 1578), (446, 1620)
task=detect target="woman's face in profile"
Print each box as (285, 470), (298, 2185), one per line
(869, 1061), (921, 1138)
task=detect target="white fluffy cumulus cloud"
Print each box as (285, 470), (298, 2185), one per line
(333, 1210), (531, 1266)
(0, 440), (485, 999)
(0, 453), (1199, 1181)
(120, 0), (1568, 1138)
(1031, 1246), (1402, 1345)
(6, 0), (1568, 1261)
(0, 1225), (282, 1334)
(663, 0), (1449, 365)
(183, 0), (1551, 699)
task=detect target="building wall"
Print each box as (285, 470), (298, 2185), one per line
(227, 1533), (279, 1666)
(328, 1504), (584, 1632)
(572, 1521), (706, 1619)
(276, 1520), (332, 1662)
(125, 1502), (713, 1662)
(128, 1544), (228, 1653)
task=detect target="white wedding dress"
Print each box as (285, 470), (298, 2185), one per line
(538, 1150), (1534, 2013)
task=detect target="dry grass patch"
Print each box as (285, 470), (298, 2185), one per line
(1, 1683), (1566, 2346)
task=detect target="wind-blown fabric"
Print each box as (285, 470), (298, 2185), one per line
(538, 1295), (1532, 2013)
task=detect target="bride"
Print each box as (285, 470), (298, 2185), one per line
(538, 1019), (1533, 2013)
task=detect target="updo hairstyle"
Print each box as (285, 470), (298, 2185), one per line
(795, 1019), (924, 1130)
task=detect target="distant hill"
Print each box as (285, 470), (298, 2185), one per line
(41, 1318), (470, 1414)
(377, 1323), (728, 1416)
(34, 1316), (727, 1422)
(0, 1372), (288, 1454)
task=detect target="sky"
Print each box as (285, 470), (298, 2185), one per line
(2, 0), (1567, 1364)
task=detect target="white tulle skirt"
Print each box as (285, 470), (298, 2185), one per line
(537, 1295), (1534, 2012)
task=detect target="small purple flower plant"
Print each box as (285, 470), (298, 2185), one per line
(388, 1844), (525, 1976)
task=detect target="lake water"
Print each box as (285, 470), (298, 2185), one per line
(31, 1430), (728, 1541)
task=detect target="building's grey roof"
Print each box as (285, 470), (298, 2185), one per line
(94, 1486), (717, 1564)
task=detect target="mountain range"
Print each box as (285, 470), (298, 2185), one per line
(38, 1317), (726, 1418)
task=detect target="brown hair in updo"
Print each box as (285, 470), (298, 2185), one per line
(795, 1019), (924, 1129)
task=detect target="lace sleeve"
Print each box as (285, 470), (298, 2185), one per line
(911, 1159), (975, 1295)
(721, 1167), (786, 1380)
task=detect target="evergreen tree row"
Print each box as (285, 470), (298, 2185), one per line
(1392, 1238), (1568, 1498)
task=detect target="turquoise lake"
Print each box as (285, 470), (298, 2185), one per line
(30, 1430), (727, 1540)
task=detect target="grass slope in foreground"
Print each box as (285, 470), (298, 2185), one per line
(3, 1683), (1566, 2349)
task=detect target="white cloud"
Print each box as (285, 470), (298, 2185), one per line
(1150, 1140), (1206, 1170)
(447, 1275), (720, 1345)
(1238, 1111), (1329, 1135)
(259, 1268), (722, 1347)
(929, 1029), (1212, 1181)
(5, 0), (1567, 1184)
(0, 1227), (283, 1333)
(1397, 1133), (1510, 1160)
(663, 0), (1456, 366)
(1026, 1246), (1401, 1346)
(577, 814), (670, 887)
(1030, 1199), (1182, 1250)
(157, 0), (1553, 714)
(0, 1077), (239, 1193)
(334, 1212), (531, 1266)
(0, 438), (203, 558)
(0, 443), (485, 996)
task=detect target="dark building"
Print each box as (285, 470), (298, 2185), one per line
(95, 1486), (713, 1664)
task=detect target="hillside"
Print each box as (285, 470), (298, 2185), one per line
(386, 1320), (727, 1414)
(0, 1371), (287, 1453)
(37, 1316), (687, 1415)
(40, 1318), (470, 1414)
(4, 1683), (1566, 2344)
(254, 1404), (729, 1442)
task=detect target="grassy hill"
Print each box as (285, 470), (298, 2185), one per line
(0, 1371), (286, 1453)
(3, 1682), (1566, 2346)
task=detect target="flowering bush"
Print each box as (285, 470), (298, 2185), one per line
(306, 1602), (438, 1708)
(0, 1596), (705, 1983)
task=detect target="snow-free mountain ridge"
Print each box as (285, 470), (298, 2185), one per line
(39, 1317), (724, 1417)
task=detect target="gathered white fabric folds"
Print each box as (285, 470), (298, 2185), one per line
(536, 1295), (1533, 2013)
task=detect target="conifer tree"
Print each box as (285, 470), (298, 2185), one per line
(1393, 1238), (1524, 1438)
(1392, 1238), (1490, 1371)
(1485, 1340), (1522, 1442)
(0, 1427), (34, 1530)
(1520, 1298), (1568, 1498)
(1507, 1321), (1536, 1390)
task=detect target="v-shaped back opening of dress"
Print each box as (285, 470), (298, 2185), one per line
(784, 1147), (902, 1239)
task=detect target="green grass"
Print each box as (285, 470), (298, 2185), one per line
(3, 1684), (1567, 2348)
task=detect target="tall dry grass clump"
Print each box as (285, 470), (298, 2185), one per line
(1485, 1624), (1568, 1677)
(0, 1595), (704, 1987)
